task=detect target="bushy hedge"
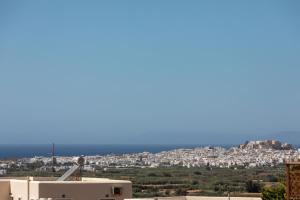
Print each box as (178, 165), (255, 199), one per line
(261, 184), (285, 200)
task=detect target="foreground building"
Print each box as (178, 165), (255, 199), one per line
(0, 177), (132, 200)
(286, 161), (300, 200)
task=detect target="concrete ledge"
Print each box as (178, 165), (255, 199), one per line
(126, 196), (261, 200)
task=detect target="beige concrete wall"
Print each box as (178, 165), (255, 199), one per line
(1, 177), (132, 200)
(38, 182), (132, 200)
(0, 180), (10, 200)
(29, 181), (40, 200)
(10, 180), (29, 200)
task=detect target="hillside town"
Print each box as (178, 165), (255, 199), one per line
(0, 140), (299, 175)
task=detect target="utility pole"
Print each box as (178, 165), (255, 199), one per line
(52, 143), (56, 172)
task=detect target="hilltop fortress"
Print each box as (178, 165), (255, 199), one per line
(239, 140), (293, 150)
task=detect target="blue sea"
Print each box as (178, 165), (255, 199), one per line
(0, 144), (298, 159)
(0, 144), (216, 159)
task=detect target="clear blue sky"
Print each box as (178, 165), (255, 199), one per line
(0, 1), (300, 144)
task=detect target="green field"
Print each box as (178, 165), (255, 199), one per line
(4, 165), (285, 197)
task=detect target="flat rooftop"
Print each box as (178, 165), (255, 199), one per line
(0, 176), (131, 184)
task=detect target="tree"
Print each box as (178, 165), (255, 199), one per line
(162, 172), (172, 177)
(148, 172), (157, 177)
(206, 162), (211, 171)
(192, 180), (199, 185)
(175, 188), (187, 196)
(165, 189), (170, 196)
(246, 180), (261, 193)
(194, 171), (202, 175)
(266, 175), (278, 182)
(261, 184), (285, 200)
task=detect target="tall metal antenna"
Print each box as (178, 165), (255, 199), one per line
(52, 143), (56, 172)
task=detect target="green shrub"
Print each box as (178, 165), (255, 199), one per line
(261, 184), (285, 200)
(266, 175), (279, 182)
(175, 188), (188, 196)
(148, 172), (158, 177)
(192, 180), (199, 185)
(162, 172), (172, 177)
(194, 171), (202, 175)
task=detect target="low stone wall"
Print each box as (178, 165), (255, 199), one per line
(127, 196), (261, 200)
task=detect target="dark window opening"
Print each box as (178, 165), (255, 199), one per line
(113, 187), (122, 195)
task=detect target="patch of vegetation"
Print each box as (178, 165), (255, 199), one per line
(5, 165), (285, 198)
(261, 183), (285, 200)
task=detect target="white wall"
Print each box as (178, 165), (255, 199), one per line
(10, 180), (29, 200)
(29, 182), (40, 200)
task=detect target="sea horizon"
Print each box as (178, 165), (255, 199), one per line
(0, 144), (235, 159)
(0, 143), (299, 159)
